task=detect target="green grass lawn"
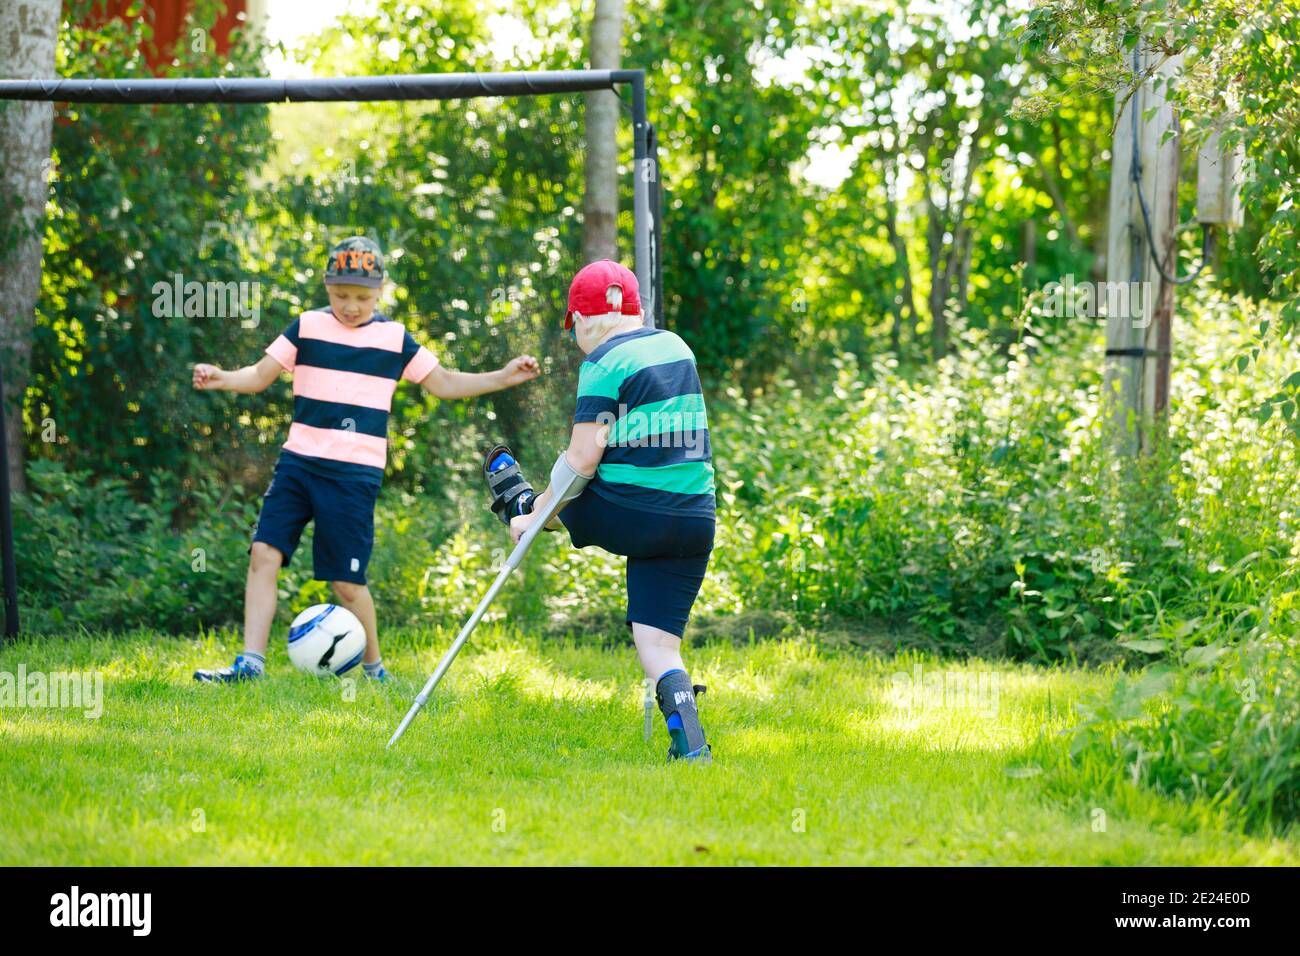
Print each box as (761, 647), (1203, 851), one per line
(1, 626), (1295, 865)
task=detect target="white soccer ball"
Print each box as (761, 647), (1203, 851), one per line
(287, 604), (366, 677)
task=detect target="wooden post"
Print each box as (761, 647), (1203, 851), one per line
(1102, 42), (1183, 456)
(582, 0), (626, 264)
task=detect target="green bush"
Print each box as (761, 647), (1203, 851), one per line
(12, 455), (621, 640)
(1048, 636), (1299, 833)
(706, 289), (1300, 665)
(19, 288), (1300, 665)
(15, 459), (259, 633)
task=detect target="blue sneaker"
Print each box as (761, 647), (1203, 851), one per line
(193, 654), (262, 684)
(364, 663), (388, 683)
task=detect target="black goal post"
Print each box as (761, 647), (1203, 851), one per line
(0, 68), (665, 639)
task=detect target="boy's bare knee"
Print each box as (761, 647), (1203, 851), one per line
(632, 623), (681, 649)
(331, 580), (365, 603)
(249, 542), (283, 573)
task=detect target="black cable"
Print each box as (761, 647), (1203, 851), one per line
(1129, 45), (1214, 286)
(615, 85), (635, 117)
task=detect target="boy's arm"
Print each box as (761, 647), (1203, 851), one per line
(419, 355), (539, 400)
(564, 421), (608, 475)
(193, 354), (284, 394)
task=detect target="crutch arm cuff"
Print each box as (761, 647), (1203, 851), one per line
(550, 450), (594, 505)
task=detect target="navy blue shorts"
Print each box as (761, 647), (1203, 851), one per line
(559, 491), (715, 638)
(251, 459), (380, 584)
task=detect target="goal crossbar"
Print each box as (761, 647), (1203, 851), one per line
(0, 69), (640, 104)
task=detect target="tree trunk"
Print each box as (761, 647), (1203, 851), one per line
(883, 157), (914, 352)
(955, 224), (974, 316)
(925, 122), (985, 360)
(924, 175), (949, 359)
(0, 0), (60, 496)
(1036, 153), (1078, 247)
(1024, 219), (1037, 291)
(942, 130), (982, 339)
(582, 0), (625, 265)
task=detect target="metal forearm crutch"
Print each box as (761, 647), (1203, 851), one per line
(387, 454), (589, 749)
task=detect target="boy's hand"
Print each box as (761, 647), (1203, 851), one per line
(509, 511), (536, 546)
(500, 355), (540, 387)
(192, 363), (226, 390)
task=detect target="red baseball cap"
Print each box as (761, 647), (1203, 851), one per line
(564, 259), (641, 329)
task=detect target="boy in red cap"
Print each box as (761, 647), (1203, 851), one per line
(484, 260), (716, 762)
(192, 236), (539, 683)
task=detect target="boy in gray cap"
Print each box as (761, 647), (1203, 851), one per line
(192, 236), (539, 683)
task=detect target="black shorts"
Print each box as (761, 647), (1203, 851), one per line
(250, 458), (380, 584)
(558, 490), (715, 638)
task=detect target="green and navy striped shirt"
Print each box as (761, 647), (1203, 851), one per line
(574, 328), (715, 519)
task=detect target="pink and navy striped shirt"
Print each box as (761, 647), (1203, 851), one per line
(264, 308), (439, 485)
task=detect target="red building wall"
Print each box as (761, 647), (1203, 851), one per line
(82, 1), (250, 73)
